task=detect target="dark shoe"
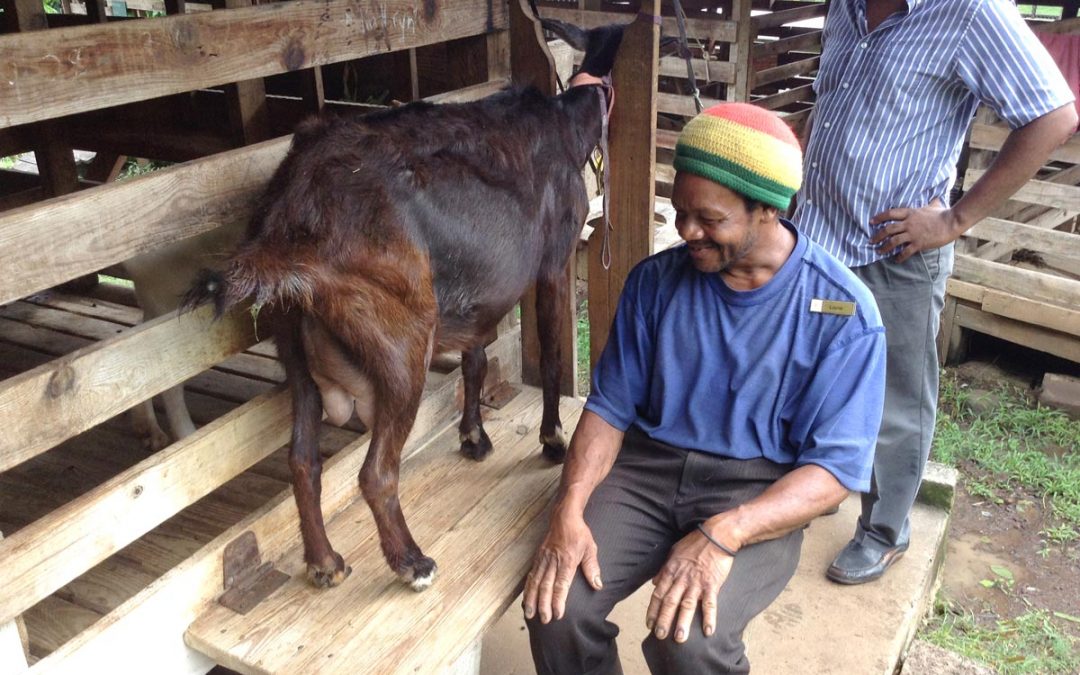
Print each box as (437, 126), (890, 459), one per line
(826, 538), (908, 585)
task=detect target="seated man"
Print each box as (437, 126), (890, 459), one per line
(523, 103), (887, 674)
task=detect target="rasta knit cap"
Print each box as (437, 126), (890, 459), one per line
(673, 103), (803, 211)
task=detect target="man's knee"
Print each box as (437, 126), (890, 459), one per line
(526, 581), (621, 675)
(642, 625), (749, 675)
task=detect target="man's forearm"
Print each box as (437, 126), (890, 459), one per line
(553, 410), (624, 516)
(701, 464), (848, 550)
(953, 103), (1078, 232)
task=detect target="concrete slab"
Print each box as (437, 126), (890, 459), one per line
(481, 494), (950, 674)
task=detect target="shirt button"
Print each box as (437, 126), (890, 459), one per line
(860, 42), (868, 49)
(804, 199), (813, 206)
(823, 121), (831, 129)
(812, 161), (819, 168)
(842, 82), (850, 89)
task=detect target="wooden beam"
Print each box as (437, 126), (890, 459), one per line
(753, 55), (819, 88)
(658, 90), (721, 117)
(0, 388), (292, 628)
(954, 303), (1080, 362)
(0, 136), (289, 306)
(729, 0), (754, 101)
(589, 3), (659, 368)
(953, 254), (1080, 309)
(0, 304), (258, 474)
(752, 30), (821, 59)
(539, 6), (737, 43)
(965, 216), (1080, 259)
(658, 55), (736, 84)
(0, 0), (509, 128)
(752, 82), (814, 110)
(29, 331), (519, 674)
(965, 169), (1080, 212)
(751, 3), (828, 31)
(969, 123), (1080, 165)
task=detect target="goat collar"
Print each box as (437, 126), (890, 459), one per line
(569, 72), (614, 120)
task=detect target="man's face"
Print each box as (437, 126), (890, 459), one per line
(671, 172), (764, 274)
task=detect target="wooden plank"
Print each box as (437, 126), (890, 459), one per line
(980, 286), (1080, 336)
(589, 5), (658, 368)
(657, 55), (736, 84)
(1033, 16), (1080, 33)
(753, 82), (813, 110)
(0, 388), (292, 628)
(0, 531), (28, 675)
(0, 304), (257, 474)
(953, 254), (1080, 308)
(0, 0), (508, 128)
(22, 596), (100, 661)
(970, 124), (1080, 165)
(753, 55), (819, 88)
(972, 206), (1078, 261)
(955, 303), (1080, 363)
(752, 30), (821, 59)
(539, 6), (737, 43)
(185, 387), (576, 675)
(658, 90), (721, 117)
(29, 331), (519, 675)
(945, 278), (987, 304)
(729, 0), (754, 101)
(0, 137), (289, 306)
(752, 3), (828, 31)
(965, 217), (1080, 259)
(965, 169), (1080, 211)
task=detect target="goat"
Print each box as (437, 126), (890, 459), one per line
(185, 19), (626, 590)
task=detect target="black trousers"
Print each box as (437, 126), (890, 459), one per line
(527, 428), (803, 675)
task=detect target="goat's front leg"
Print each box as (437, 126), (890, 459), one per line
(459, 343), (493, 460)
(535, 271), (569, 463)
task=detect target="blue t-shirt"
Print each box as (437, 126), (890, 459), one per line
(585, 222), (886, 491)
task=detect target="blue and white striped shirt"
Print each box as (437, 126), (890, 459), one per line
(793, 0), (1074, 266)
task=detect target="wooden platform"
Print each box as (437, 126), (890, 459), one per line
(0, 280), (542, 669)
(185, 387), (577, 675)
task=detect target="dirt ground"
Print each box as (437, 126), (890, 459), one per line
(937, 354), (1080, 646)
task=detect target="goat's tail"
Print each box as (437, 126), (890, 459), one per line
(181, 245), (317, 318)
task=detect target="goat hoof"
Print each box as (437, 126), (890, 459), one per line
(143, 427), (172, 453)
(459, 429), (493, 461)
(307, 557), (351, 588)
(541, 442), (567, 463)
(401, 556), (438, 592)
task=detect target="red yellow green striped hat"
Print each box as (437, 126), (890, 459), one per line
(673, 103), (802, 210)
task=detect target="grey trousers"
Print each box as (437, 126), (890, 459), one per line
(850, 244), (953, 549)
(526, 429), (803, 675)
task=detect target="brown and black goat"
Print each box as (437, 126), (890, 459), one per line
(185, 19), (625, 590)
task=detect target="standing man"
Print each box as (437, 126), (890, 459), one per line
(523, 103), (887, 674)
(794, 0), (1077, 585)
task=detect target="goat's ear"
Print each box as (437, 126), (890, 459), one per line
(540, 18), (590, 52)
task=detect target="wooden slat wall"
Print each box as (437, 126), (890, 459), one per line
(0, 0), (508, 127)
(0, 138), (288, 306)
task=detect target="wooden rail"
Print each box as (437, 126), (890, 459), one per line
(0, 0), (507, 127)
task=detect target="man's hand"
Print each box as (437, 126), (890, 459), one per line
(869, 198), (961, 263)
(523, 509), (602, 624)
(645, 528), (734, 643)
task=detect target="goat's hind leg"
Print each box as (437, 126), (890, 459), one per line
(535, 270), (570, 463)
(278, 313), (351, 588)
(458, 343), (493, 461)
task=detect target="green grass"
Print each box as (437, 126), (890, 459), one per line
(0, 155), (17, 169)
(577, 296), (591, 395)
(117, 158), (173, 180)
(924, 599), (1080, 674)
(933, 372), (1080, 543)
(1017, 4), (1065, 19)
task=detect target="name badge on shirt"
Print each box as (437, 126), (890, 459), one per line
(810, 299), (856, 316)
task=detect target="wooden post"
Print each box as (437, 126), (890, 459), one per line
(509, 0), (579, 395)
(12, 0), (81, 198)
(224, 0), (271, 146)
(588, 1), (660, 368)
(729, 0), (754, 102)
(0, 532), (29, 675)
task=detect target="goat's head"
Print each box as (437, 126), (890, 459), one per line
(540, 19), (626, 79)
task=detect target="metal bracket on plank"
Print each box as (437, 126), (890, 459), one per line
(219, 531), (289, 615)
